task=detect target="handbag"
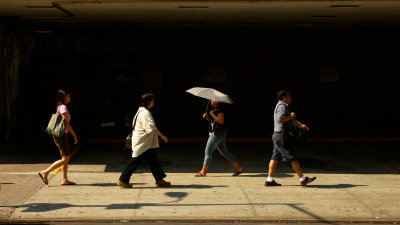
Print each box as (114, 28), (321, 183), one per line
(45, 106), (66, 137)
(124, 111), (141, 150)
(281, 123), (307, 149)
(277, 103), (307, 148)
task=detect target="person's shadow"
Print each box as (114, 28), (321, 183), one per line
(298, 184), (367, 189)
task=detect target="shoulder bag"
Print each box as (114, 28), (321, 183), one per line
(278, 103), (308, 149)
(45, 106), (66, 137)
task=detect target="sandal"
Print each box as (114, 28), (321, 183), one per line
(232, 170), (243, 176)
(194, 172), (206, 177)
(38, 172), (48, 185)
(61, 181), (76, 185)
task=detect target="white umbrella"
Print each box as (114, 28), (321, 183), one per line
(186, 87), (234, 104)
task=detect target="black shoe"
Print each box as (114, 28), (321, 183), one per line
(265, 180), (282, 186)
(300, 176), (317, 186)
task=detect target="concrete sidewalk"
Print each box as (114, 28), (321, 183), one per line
(8, 171), (400, 223)
(2, 140), (400, 223)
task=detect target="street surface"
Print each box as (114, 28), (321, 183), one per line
(1, 139), (400, 224)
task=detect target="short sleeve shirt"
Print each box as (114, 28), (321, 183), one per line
(58, 104), (70, 133)
(208, 109), (227, 133)
(273, 101), (295, 132)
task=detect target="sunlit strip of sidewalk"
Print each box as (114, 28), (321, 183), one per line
(0, 172), (57, 175)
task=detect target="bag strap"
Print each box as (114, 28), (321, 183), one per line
(276, 102), (300, 129)
(275, 102), (287, 113)
(56, 104), (63, 114)
(131, 110), (142, 134)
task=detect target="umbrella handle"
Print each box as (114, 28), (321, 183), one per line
(205, 100), (210, 114)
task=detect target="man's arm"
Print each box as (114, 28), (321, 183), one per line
(278, 112), (296, 124)
(210, 110), (224, 125)
(295, 120), (310, 131)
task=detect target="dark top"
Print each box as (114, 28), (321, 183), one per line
(208, 108), (227, 133)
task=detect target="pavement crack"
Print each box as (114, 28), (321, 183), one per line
(133, 179), (143, 217)
(239, 184), (258, 217)
(343, 188), (377, 217)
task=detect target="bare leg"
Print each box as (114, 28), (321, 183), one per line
(290, 160), (304, 178)
(232, 161), (243, 172)
(61, 156), (71, 183)
(200, 165), (209, 175)
(268, 160), (278, 177)
(40, 157), (67, 180)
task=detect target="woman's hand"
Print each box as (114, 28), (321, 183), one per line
(161, 135), (168, 143)
(203, 113), (209, 120)
(155, 129), (168, 143)
(73, 135), (78, 145)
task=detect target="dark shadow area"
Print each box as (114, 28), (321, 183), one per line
(165, 192), (188, 198)
(225, 173), (268, 178)
(1, 141), (400, 175)
(75, 183), (146, 187)
(5, 202), (336, 223)
(218, 173), (295, 178)
(164, 192), (188, 202)
(2, 25), (400, 144)
(131, 184), (228, 189)
(5, 202), (300, 212)
(168, 184), (228, 189)
(84, 142), (400, 174)
(306, 184), (368, 189)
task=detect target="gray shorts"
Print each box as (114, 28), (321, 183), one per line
(53, 134), (70, 156)
(271, 132), (297, 162)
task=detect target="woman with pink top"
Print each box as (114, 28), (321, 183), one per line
(39, 89), (78, 185)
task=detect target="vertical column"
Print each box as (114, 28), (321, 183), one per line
(0, 18), (5, 142)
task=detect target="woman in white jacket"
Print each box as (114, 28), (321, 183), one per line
(117, 93), (171, 188)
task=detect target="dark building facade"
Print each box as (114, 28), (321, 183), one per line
(1, 3), (400, 143)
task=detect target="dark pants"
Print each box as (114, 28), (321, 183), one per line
(119, 148), (166, 183)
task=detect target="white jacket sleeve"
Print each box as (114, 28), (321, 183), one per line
(141, 111), (158, 134)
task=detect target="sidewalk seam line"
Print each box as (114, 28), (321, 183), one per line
(343, 188), (377, 218)
(133, 178), (143, 218)
(239, 184), (258, 217)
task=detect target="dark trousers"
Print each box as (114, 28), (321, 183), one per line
(119, 148), (166, 183)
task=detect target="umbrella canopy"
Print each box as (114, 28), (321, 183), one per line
(186, 87), (234, 104)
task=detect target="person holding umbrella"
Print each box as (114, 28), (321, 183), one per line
(186, 87), (244, 177)
(194, 100), (243, 177)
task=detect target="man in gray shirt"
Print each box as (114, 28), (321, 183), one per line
(265, 89), (316, 186)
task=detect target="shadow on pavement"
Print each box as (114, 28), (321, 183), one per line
(75, 183), (146, 187)
(287, 184), (368, 189)
(4, 202), (335, 223)
(2, 140), (400, 174)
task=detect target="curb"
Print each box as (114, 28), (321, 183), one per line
(1, 218), (399, 224)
